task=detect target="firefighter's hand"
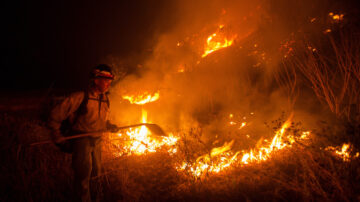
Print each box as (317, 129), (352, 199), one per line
(52, 132), (66, 144)
(107, 123), (120, 133)
(54, 136), (66, 144)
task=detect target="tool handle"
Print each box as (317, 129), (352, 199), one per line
(29, 123), (155, 146)
(30, 132), (103, 146)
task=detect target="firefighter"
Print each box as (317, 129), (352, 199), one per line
(48, 64), (119, 202)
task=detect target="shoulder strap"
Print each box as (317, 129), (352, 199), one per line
(105, 92), (110, 108)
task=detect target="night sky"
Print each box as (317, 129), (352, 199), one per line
(3, 0), (360, 92)
(2, 0), (177, 91)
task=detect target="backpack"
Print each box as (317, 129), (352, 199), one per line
(55, 91), (88, 153)
(59, 91), (89, 137)
(56, 91), (110, 153)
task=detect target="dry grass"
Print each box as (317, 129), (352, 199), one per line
(2, 31), (360, 200)
(1, 110), (359, 201)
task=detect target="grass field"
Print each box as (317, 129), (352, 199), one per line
(0, 105), (359, 201)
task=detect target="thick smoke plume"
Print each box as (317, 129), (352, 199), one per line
(107, 0), (347, 146)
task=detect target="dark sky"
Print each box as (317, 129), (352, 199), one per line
(2, 0), (177, 91)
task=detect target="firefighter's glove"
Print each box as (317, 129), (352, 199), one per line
(107, 123), (120, 133)
(52, 131), (66, 144)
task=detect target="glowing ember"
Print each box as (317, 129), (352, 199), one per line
(228, 113), (247, 129)
(329, 12), (344, 22)
(324, 29), (332, 34)
(239, 122), (247, 129)
(177, 64), (185, 73)
(201, 25), (235, 58)
(122, 91), (160, 105)
(325, 143), (356, 162)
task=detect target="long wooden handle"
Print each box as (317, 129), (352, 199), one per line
(30, 132), (104, 146)
(29, 123), (165, 146)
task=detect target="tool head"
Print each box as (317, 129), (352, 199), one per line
(143, 123), (166, 136)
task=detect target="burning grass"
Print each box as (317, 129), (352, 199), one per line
(2, 9), (360, 200)
(1, 110), (360, 201)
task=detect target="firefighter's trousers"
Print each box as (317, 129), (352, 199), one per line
(72, 137), (102, 202)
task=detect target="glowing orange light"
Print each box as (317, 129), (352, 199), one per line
(177, 64), (185, 73)
(325, 143), (354, 162)
(329, 12), (344, 22)
(324, 29), (332, 33)
(201, 25), (235, 58)
(239, 122), (247, 129)
(123, 91), (160, 105)
(177, 114), (308, 177)
(113, 108), (178, 156)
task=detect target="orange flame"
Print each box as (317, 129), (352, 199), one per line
(177, 114), (312, 177)
(122, 91), (160, 105)
(112, 108), (178, 156)
(325, 143), (358, 162)
(201, 25), (235, 58)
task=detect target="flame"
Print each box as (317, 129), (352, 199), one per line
(110, 107), (178, 156)
(201, 25), (235, 58)
(337, 144), (350, 160)
(181, 140), (239, 177)
(325, 143), (355, 162)
(122, 91), (160, 105)
(177, 114), (312, 177)
(141, 108), (147, 123)
(114, 127), (178, 156)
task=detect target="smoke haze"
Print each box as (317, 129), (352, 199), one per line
(107, 0), (353, 146)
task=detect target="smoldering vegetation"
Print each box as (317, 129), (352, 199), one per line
(1, 0), (360, 201)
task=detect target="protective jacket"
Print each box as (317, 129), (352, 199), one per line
(48, 90), (111, 137)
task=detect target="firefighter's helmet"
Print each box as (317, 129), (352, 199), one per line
(91, 64), (114, 80)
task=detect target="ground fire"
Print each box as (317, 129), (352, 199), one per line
(107, 91), (178, 156)
(3, 0), (360, 201)
(104, 7), (359, 180)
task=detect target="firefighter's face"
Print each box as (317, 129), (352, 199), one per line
(94, 78), (112, 93)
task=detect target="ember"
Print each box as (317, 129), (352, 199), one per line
(329, 12), (344, 22)
(325, 143), (359, 162)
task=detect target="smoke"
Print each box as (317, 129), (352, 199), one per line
(107, 0), (346, 145)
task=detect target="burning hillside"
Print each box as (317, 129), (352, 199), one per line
(103, 0), (360, 180)
(2, 0), (360, 201)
